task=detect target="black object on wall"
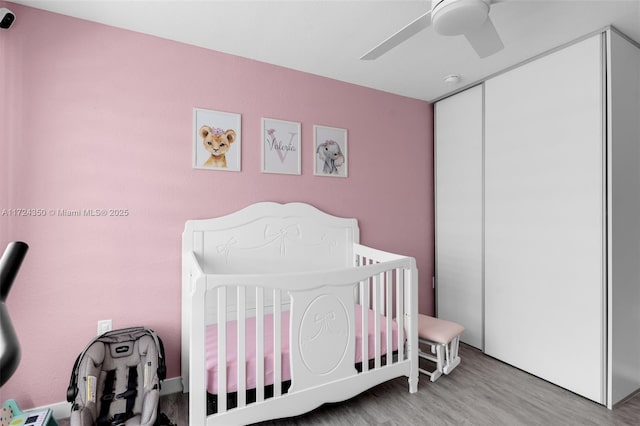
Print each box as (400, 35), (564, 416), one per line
(0, 241), (29, 387)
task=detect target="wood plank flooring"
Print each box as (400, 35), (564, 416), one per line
(61, 344), (640, 425)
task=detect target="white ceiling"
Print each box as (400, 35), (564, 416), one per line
(9, 0), (640, 101)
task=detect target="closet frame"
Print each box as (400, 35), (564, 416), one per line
(434, 27), (640, 408)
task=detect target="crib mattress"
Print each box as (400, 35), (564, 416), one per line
(205, 305), (401, 394)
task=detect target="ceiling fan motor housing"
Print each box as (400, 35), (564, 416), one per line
(432, 0), (490, 36)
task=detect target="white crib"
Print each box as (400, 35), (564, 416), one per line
(182, 202), (419, 425)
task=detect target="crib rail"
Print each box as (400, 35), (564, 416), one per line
(186, 244), (418, 426)
(354, 243), (414, 372)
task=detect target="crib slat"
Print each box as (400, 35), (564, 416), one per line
(273, 288), (282, 397)
(217, 286), (227, 413)
(386, 270), (392, 366)
(256, 287), (265, 403)
(396, 268), (405, 361)
(361, 277), (369, 372)
(237, 286), (246, 408)
(374, 273), (381, 369)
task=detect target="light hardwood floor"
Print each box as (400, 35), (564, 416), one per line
(61, 344), (640, 425)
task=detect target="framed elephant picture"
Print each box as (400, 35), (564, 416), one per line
(193, 108), (242, 171)
(313, 125), (348, 178)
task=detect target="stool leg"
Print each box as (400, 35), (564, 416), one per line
(418, 339), (443, 382)
(431, 344), (444, 382)
(443, 336), (461, 375)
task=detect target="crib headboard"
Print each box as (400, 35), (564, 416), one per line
(183, 202), (360, 274)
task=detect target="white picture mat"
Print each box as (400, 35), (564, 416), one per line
(193, 108), (242, 171)
(262, 118), (301, 175)
(313, 125), (348, 177)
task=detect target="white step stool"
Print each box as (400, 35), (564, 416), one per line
(417, 314), (464, 382)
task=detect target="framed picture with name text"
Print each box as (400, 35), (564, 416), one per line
(261, 117), (301, 175)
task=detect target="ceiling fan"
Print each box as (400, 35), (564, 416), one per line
(361, 0), (505, 60)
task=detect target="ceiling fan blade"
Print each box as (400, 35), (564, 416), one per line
(464, 16), (504, 58)
(360, 11), (432, 60)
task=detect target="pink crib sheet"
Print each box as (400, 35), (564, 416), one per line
(205, 305), (402, 394)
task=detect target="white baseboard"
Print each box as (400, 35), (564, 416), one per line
(45, 376), (183, 420)
(160, 376), (184, 396)
(45, 401), (71, 423)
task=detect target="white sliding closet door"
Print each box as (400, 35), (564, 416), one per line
(484, 35), (605, 403)
(435, 85), (484, 349)
(607, 30), (640, 407)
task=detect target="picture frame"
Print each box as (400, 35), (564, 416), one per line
(261, 118), (301, 175)
(313, 125), (348, 178)
(193, 108), (241, 171)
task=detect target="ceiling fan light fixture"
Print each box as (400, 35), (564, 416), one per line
(432, 0), (490, 36)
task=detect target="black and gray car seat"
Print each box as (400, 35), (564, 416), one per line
(67, 327), (166, 426)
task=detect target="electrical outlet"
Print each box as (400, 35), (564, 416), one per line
(97, 319), (112, 335)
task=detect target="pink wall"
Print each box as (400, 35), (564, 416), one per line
(0, 2), (434, 409)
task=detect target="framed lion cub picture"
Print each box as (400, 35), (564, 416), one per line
(193, 108), (242, 171)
